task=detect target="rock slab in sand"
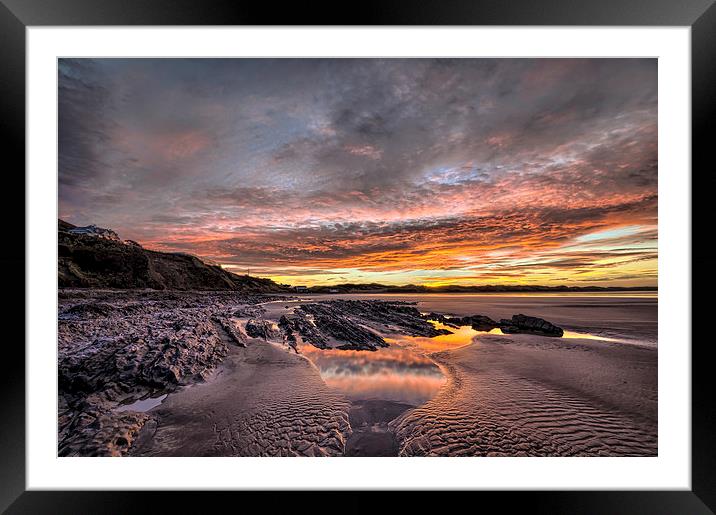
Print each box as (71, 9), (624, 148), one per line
(499, 314), (564, 337)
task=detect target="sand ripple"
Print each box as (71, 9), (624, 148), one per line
(131, 340), (352, 457)
(390, 337), (657, 457)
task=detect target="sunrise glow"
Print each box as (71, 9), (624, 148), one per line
(59, 58), (657, 287)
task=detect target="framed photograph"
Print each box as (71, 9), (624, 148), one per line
(3, 0), (714, 512)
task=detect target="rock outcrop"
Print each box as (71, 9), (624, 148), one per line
(423, 312), (460, 328)
(454, 315), (500, 331)
(57, 290), (285, 456)
(279, 312), (330, 349)
(424, 312), (499, 331)
(58, 219), (287, 292)
(424, 312), (562, 336)
(212, 316), (247, 347)
(499, 314), (564, 337)
(245, 318), (280, 340)
(283, 300), (452, 351)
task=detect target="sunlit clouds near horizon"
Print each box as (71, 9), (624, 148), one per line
(58, 58), (657, 287)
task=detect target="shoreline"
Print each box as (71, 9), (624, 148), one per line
(130, 329), (657, 457)
(58, 289), (657, 457)
(391, 333), (657, 456)
(130, 337), (352, 457)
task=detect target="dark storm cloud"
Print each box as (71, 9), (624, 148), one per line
(59, 60), (109, 185)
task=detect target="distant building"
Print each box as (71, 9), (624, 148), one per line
(68, 224), (121, 241)
(329, 289), (339, 293)
(295, 286), (308, 293)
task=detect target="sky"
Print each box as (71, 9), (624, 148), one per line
(58, 58), (657, 287)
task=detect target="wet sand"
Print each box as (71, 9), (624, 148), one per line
(63, 291), (657, 457)
(391, 333), (657, 456)
(130, 338), (352, 457)
(345, 399), (414, 456)
(131, 329), (657, 457)
(314, 293), (658, 346)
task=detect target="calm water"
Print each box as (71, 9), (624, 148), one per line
(298, 292), (657, 406)
(312, 292), (658, 344)
(115, 393), (168, 413)
(298, 322), (485, 405)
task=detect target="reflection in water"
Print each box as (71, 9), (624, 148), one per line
(299, 321), (483, 405)
(299, 319), (626, 407)
(115, 394), (167, 413)
(385, 321), (481, 353)
(561, 330), (622, 342)
(299, 344), (445, 405)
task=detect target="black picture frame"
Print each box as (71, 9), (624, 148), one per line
(2, 0), (713, 512)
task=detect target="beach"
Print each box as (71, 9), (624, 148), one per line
(392, 333), (656, 456)
(130, 336), (351, 457)
(58, 290), (656, 457)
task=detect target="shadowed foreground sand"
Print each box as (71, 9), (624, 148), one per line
(130, 339), (352, 457)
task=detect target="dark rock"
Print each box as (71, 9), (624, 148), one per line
(499, 314), (563, 337)
(245, 318), (279, 340)
(212, 316), (246, 347)
(422, 312), (460, 328)
(275, 300), (454, 351)
(335, 343), (379, 351)
(60, 302), (116, 319)
(278, 313), (330, 349)
(467, 315), (499, 332)
(424, 312), (498, 331)
(280, 300), (453, 351)
(297, 303), (388, 349)
(57, 219), (288, 292)
(312, 300), (451, 338)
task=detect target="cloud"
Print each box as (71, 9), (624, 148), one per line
(58, 58), (657, 286)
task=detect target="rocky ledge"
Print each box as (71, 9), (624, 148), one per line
(499, 314), (564, 337)
(58, 290), (286, 456)
(424, 312), (564, 337)
(279, 300), (452, 351)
